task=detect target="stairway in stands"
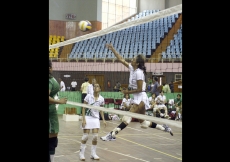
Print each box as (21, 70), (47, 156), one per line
(59, 44), (74, 62)
(150, 13), (182, 62)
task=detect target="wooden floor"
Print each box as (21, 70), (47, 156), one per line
(54, 115), (182, 162)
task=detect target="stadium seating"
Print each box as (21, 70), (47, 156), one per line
(162, 24), (182, 59)
(49, 35), (65, 58)
(68, 10), (182, 61)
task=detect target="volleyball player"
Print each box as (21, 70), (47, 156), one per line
(79, 83), (107, 161)
(100, 44), (173, 141)
(49, 60), (67, 162)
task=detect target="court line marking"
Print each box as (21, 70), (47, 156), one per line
(118, 137), (182, 160)
(58, 134), (182, 143)
(58, 121), (181, 160)
(54, 155), (64, 157)
(58, 138), (149, 162)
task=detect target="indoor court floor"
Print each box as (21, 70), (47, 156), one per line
(54, 115), (182, 162)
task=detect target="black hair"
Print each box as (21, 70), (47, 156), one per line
(123, 93), (130, 98)
(154, 77), (158, 81)
(84, 77), (89, 82)
(177, 94), (181, 97)
(136, 54), (147, 75)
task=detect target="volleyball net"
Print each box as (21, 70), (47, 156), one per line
(67, 101), (182, 128)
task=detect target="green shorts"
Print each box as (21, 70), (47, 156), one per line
(49, 109), (59, 134)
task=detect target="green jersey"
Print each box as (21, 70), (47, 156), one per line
(49, 77), (60, 112)
(174, 98), (182, 106)
(49, 77), (60, 133)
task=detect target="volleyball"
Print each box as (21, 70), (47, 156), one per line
(160, 113), (165, 117)
(78, 20), (92, 32)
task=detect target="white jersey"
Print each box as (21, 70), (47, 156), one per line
(87, 84), (94, 95)
(121, 98), (131, 107)
(155, 94), (166, 108)
(128, 64), (135, 87)
(84, 94), (104, 119)
(128, 63), (148, 107)
(71, 81), (77, 88)
(60, 81), (66, 91)
(128, 64), (145, 89)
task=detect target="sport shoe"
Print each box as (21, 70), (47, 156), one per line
(90, 154), (100, 160)
(175, 116), (179, 121)
(162, 124), (173, 136)
(79, 152), (85, 161)
(100, 132), (116, 141)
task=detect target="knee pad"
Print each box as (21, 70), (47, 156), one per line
(122, 116), (132, 124)
(81, 133), (88, 141)
(151, 122), (157, 128)
(140, 120), (150, 128)
(49, 137), (58, 154)
(92, 133), (98, 142)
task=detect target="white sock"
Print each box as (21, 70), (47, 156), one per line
(156, 124), (165, 131)
(50, 155), (54, 162)
(92, 145), (96, 150)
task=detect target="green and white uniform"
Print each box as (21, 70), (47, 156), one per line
(49, 77), (60, 133)
(81, 94), (104, 129)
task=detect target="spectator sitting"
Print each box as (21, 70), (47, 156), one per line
(174, 94), (182, 121)
(146, 93), (157, 116)
(120, 94), (132, 111)
(153, 91), (169, 118)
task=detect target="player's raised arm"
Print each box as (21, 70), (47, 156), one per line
(105, 43), (129, 68)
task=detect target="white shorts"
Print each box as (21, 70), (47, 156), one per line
(133, 92), (142, 105)
(80, 116), (100, 129)
(141, 92), (150, 110)
(133, 92), (150, 110)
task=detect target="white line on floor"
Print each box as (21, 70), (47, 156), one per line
(54, 155), (64, 157)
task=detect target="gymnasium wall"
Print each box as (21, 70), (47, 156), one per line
(138, 0), (165, 12)
(137, 0), (182, 12)
(49, 0), (101, 21)
(49, 0), (102, 39)
(165, 0), (182, 9)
